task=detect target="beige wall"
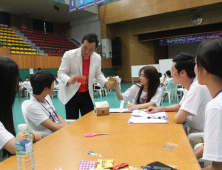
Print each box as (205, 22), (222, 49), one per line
(99, 0), (222, 81)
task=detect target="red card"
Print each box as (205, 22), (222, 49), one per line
(78, 75), (86, 84)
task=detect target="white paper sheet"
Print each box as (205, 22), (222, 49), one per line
(109, 108), (133, 113)
(128, 111), (169, 124)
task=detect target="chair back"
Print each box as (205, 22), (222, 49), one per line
(93, 85), (101, 90)
(118, 77), (122, 84)
(21, 100), (51, 137)
(166, 79), (177, 91)
(119, 100), (131, 109)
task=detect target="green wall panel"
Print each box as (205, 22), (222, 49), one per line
(19, 69), (59, 81)
(103, 68), (118, 77)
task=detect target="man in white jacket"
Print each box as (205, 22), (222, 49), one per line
(58, 33), (114, 119)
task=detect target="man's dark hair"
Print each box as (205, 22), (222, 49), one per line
(81, 33), (99, 48)
(172, 53), (195, 78)
(38, 68), (42, 70)
(25, 77), (29, 79)
(31, 70), (55, 95)
(166, 70), (171, 77)
(158, 73), (162, 78)
(19, 78), (22, 81)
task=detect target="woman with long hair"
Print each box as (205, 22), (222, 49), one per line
(114, 66), (162, 110)
(195, 37), (222, 170)
(0, 56), (43, 161)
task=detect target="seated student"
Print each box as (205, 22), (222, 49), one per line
(162, 70), (173, 86)
(106, 74), (112, 81)
(146, 53), (212, 149)
(162, 70), (174, 100)
(26, 70), (68, 133)
(159, 73), (163, 83)
(114, 66), (162, 110)
(18, 78), (23, 90)
(21, 77), (31, 98)
(54, 75), (61, 90)
(194, 37), (222, 170)
(0, 56), (43, 162)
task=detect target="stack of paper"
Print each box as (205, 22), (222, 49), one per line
(128, 110), (169, 124)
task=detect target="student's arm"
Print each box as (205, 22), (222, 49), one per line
(30, 133), (43, 142)
(55, 111), (68, 126)
(3, 138), (16, 155)
(114, 78), (123, 100)
(126, 101), (155, 110)
(174, 109), (190, 123)
(195, 143), (204, 159)
(41, 119), (65, 132)
(146, 104), (180, 113)
(203, 162), (222, 170)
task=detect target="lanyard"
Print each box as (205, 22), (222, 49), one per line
(214, 90), (222, 98)
(32, 95), (58, 122)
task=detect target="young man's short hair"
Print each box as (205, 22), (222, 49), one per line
(172, 53), (196, 78)
(25, 77), (29, 79)
(81, 33), (99, 48)
(31, 70), (55, 95)
(166, 70), (171, 77)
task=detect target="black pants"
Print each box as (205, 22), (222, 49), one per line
(65, 91), (94, 119)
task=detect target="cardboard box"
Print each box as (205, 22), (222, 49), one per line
(95, 101), (109, 116)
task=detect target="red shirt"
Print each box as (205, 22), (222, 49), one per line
(78, 55), (91, 92)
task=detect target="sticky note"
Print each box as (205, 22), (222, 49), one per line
(108, 78), (114, 85)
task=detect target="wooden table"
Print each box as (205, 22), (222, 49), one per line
(0, 111), (201, 170)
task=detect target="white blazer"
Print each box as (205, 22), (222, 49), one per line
(58, 47), (107, 105)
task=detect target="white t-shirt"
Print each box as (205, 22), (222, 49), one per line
(164, 77), (173, 86)
(179, 78), (212, 133)
(122, 84), (162, 107)
(26, 95), (61, 132)
(22, 81), (30, 86)
(203, 92), (222, 164)
(0, 121), (14, 161)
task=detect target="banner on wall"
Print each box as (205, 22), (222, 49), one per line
(96, 0), (105, 5)
(78, 0), (86, 10)
(159, 32), (222, 46)
(69, 0), (76, 13)
(87, 0), (94, 8)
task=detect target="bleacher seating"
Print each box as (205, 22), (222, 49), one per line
(17, 27), (78, 56)
(0, 24), (37, 55)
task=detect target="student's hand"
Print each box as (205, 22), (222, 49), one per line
(126, 103), (138, 110)
(67, 75), (78, 85)
(146, 106), (159, 113)
(32, 133), (44, 142)
(113, 77), (119, 87)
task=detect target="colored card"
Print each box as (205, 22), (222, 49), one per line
(78, 75), (86, 84)
(108, 78), (114, 85)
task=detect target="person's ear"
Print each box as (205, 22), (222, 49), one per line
(180, 70), (186, 76)
(43, 87), (49, 92)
